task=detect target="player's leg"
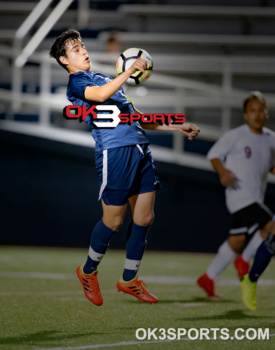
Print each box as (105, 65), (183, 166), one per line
(234, 231), (262, 278)
(197, 208), (247, 297)
(83, 201), (128, 273)
(197, 234), (243, 297)
(241, 226), (275, 311)
(241, 224), (271, 262)
(198, 203), (273, 298)
(249, 231), (275, 282)
(77, 145), (133, 305)
(208, 234), (246, 278)
(76, 201), (127, 306)
(235, 204), (273, 278)
(235, 223), (271, 278)
(116, 144), (159, 303)
(117, 191), (158, 303)
(124, 191), (155, 280)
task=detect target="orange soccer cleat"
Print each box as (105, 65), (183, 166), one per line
(234, 255), (250, 278)
(76, 265), (103, 306)
(117, 275), (158, 303)
(197, 273), (220, 298)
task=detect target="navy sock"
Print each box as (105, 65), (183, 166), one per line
(83, 219), (116, 274)
(123, 222), (149, 281)
(126, 220), (133, 243)
(249, 241), (272, 282)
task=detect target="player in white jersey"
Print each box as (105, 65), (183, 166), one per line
(197, 91), (275, 297)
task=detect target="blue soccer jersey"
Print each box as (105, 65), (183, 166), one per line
(66, 71), (149, 151)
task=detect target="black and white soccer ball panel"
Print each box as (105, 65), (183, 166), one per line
(117, 48), (153, 85)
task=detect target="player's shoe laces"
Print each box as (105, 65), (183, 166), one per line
(117, 275), (158, 303)
(76, 265), (103, 306)
(197, 273), (220, 298)
(240, 274), (257, 311)
(234, 255), (250, 278)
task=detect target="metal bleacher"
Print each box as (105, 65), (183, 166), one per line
(0, 0), (275, 179)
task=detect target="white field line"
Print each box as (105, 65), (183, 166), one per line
(34, 334), (275, 350)
(0, 272), (275, 286)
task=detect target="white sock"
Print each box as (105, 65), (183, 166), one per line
(242, 230), (263, 262)
(206, 240), (237, 279)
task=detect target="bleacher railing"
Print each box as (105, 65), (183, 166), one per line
(1, 45), (275, 183)
(0, 2), (275, 180)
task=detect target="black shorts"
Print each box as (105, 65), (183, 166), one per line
(229, 202), (273, 236)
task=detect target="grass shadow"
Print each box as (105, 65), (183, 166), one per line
(0, 330), (107, 345)
(123, 296), (234, 304)
(157, 297), (234, 304)
(177, 309), (274, 322)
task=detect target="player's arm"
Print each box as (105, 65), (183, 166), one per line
(84, 58), (148, 102)
(143, 122), (200, 140)
(269, 167), (275, 175)
(210, 158), (236, 187)
(134, 108), (200, 140)
(207, 130), (238, 187)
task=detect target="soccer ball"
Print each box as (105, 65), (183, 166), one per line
(116, 48), (153, 85)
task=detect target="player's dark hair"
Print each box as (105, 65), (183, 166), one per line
(243, 91), (266, 112)
(49, 29), (82, 72)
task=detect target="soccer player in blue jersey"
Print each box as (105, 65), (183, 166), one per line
(49, 29), (200, 306)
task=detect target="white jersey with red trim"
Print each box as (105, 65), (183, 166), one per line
(207, 124), (275, 214)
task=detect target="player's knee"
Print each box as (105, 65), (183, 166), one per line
(106, 216), (124, 231)
(134, 212), (154, 227)
(264, 232), (275, 255)
(112, 220), (124, 231)
(143, 213), (154, 226)
(261, 220), (273, 238)
(228, 234), (246, 253)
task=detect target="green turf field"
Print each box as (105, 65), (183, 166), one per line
(0, 246), (274, 350)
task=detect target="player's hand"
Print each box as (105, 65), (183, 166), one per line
(219, 168), (237, 187)
(177, 123), (200, 140)
(128, 58), (148, 74)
